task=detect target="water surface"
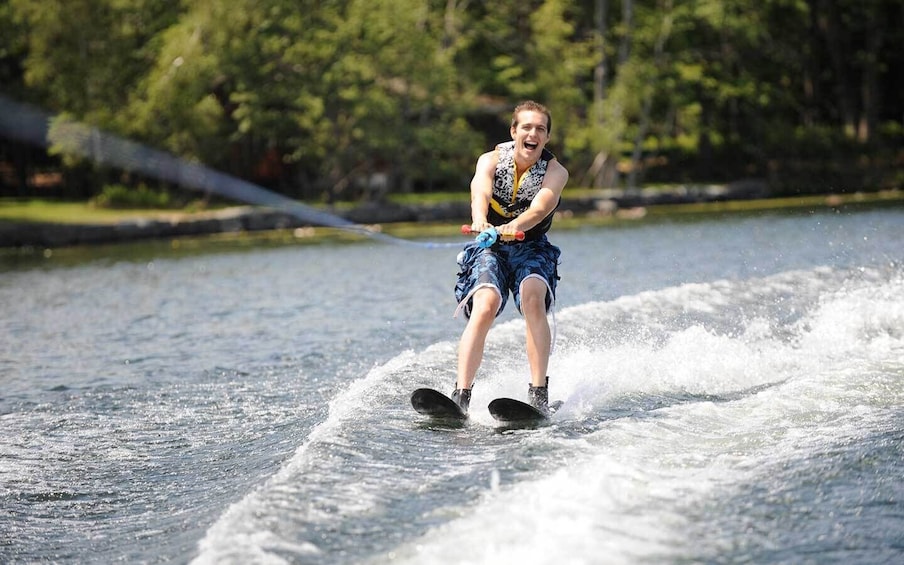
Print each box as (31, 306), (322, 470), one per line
(1, 207), (902, 563)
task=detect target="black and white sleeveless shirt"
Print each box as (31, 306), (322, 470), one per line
(487, 141), (558, 239)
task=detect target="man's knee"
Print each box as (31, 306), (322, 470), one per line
(471, 287), (502, 318)
(519, 277), (549, 313)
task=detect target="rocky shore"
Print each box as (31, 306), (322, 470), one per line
(0, 179), (881, 249)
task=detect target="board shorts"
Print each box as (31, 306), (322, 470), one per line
(454, 236), (561, 319)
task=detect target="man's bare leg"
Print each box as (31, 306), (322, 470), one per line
(456, 287), (501, 390)
(521, 277), (551, 387)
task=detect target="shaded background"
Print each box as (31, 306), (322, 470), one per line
(1, 0), (902, 207)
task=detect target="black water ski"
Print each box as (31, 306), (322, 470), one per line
(411, 388), (467, 421)
(488, 398), (563, 423)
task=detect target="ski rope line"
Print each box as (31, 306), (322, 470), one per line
(0, 95), (509, 250)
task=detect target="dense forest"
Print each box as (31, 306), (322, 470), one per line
(1, 0), (902, 203)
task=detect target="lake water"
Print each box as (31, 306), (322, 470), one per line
(1, 206), (902, 564)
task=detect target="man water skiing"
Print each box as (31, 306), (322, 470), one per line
(452, 100), (569, 416)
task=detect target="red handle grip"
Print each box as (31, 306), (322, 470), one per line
(460, 224), (525, 241)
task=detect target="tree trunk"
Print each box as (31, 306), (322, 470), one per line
(579, 150), (609, 190)
(627, 1), (671, 189)
(618, 0), (633, 66)
(591, 0), (609, 189)
(817, 0), (858, 138)
(858, 5), (883, 144)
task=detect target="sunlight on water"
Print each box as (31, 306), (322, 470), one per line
(188, 262), (903, 565)
(376, 269), (904, 565)
(2, 209), (902, 564)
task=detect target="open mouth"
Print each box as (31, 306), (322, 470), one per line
(524, 141), (539, 151)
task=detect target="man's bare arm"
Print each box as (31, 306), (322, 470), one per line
(500, 160), (568, 236)
(468, 150), (497, 232)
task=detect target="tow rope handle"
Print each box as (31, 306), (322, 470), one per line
(460, 225), (525, 248)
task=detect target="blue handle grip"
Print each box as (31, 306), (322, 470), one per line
(475, 228), (498, 248)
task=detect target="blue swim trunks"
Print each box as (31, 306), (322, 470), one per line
(454, 236), (561, 318)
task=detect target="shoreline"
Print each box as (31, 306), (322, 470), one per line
(1, 187), (901, 249)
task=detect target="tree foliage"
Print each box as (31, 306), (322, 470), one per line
(2, 0), (902, 199)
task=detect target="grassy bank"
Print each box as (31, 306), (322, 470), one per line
(3, 189), (902, 226)
(1, 189), (901, 268)
(0, 199), (206, 225)
(1, 189), (901, 252)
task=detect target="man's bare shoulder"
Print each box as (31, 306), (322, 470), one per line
(548, 157), (568, 175)
(546, 158), (569, 187)
(475, 149), (499, 173)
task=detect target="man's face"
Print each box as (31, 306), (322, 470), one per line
(510, 110), (550, 164)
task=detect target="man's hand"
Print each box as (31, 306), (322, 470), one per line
(497, 223), (521, 240)
(469, 220), (493, 234)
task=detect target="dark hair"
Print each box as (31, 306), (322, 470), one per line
(511, 100), (552, 134)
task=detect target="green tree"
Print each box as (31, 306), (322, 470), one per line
(124, 0), (481, 200)
(11, 0), (178, 126)
(309, 0), (482, 199)
(3, 0), (901, 200)
(9, 0), (180, 195)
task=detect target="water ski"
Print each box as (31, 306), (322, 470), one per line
(411, 388), (467, 421)
(488, 398), (563, 423)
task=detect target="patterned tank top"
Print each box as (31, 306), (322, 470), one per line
(487, 141), (558, 239)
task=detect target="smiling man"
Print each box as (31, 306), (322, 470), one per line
(452, 100), (569, 415)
